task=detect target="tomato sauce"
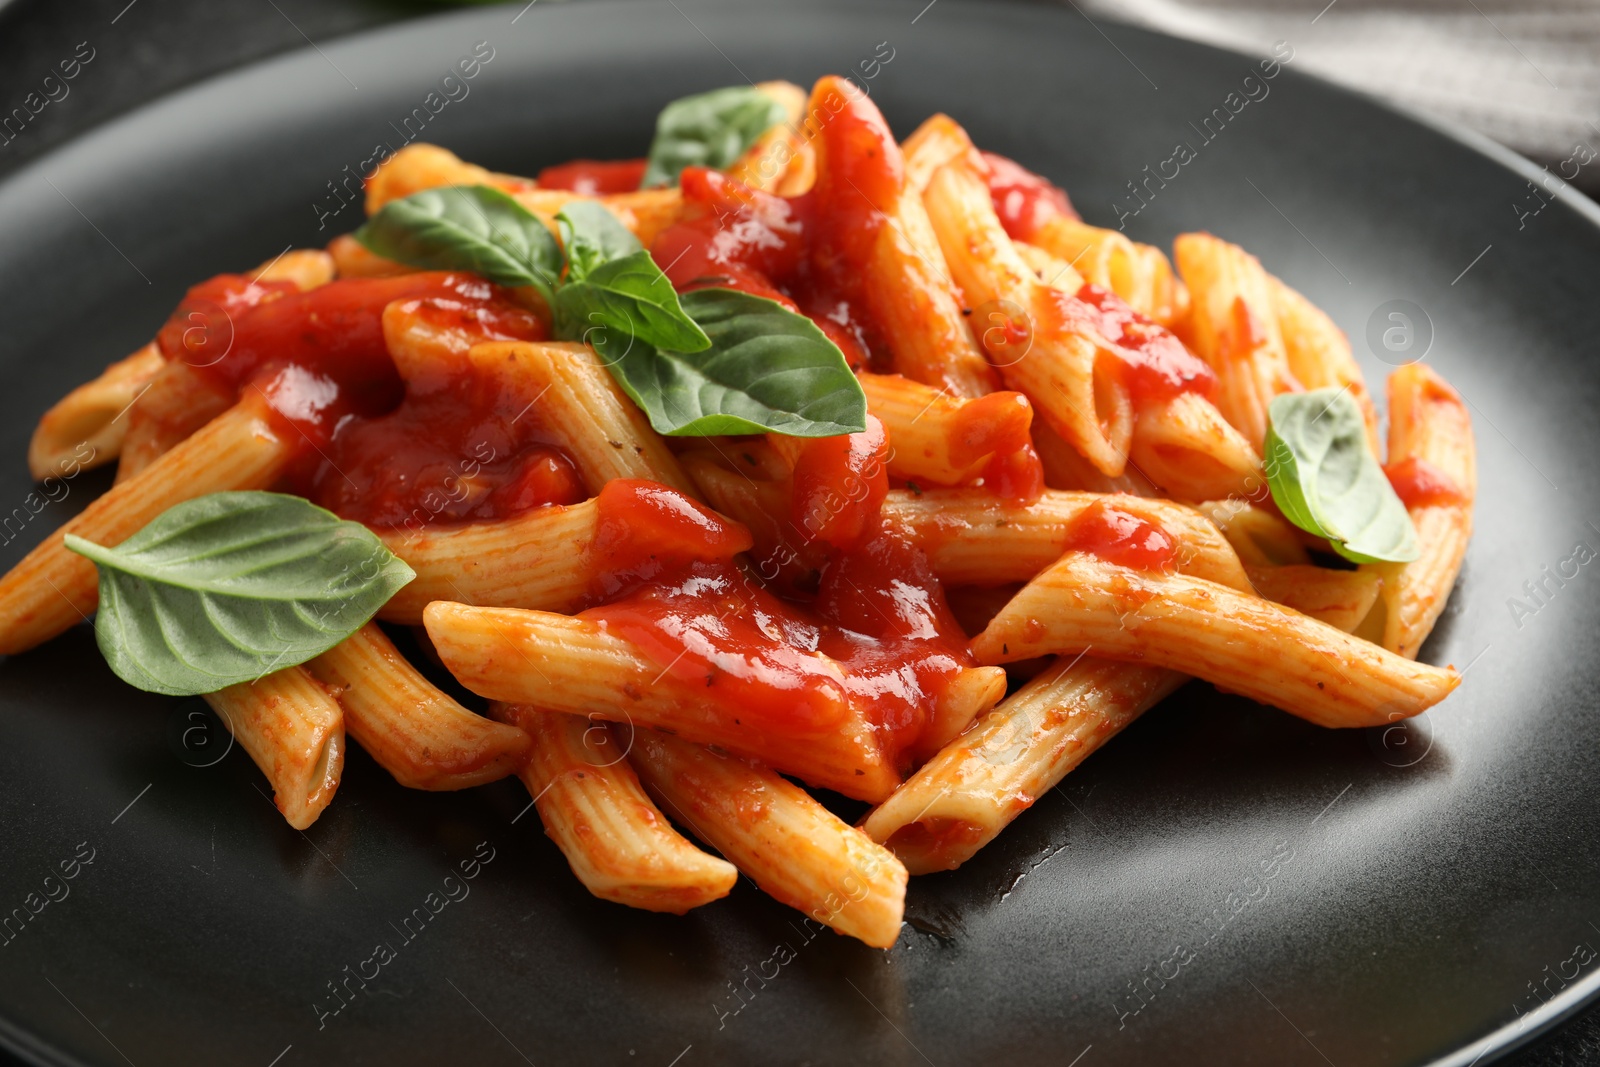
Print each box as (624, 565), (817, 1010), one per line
(584, 477), (971, 765)
(1068, 284), (1216, 407)
(946, 391), (1045, 503)
(648, 78), (903, 370)
(536, 158), (648, 195)
(981, 151), (1078, 242)
(1062, 499), (1179, 573)
(1384, 456), (1467, 510)
(154, 272), (583, 528)
(790, 416), (890, 550)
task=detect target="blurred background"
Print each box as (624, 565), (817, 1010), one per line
(0, 0), (1596, 1064)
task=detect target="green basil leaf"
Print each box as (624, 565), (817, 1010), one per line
(553, 249), (710, 352)
(641, 85), (789, 189)
(64, 492), (415, 697)
(556, 200), (644, 281)
(596, 287), (868, 437)
(353, 184), (561, 299)
(1264, 387), (1420, 564)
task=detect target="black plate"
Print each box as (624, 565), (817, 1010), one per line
(2, 2), (1598, 1064)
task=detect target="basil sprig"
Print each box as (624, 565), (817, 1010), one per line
(1264, 388), (1420, 564)
(352, 185), (866, 438)
(641, 85), (789, 189)
(597, 288), (868, 437)
(65, 492), (415, 696)
(353, 185), (562, 292)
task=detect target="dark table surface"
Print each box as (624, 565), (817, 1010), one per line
(0, 0), (1596, 1064)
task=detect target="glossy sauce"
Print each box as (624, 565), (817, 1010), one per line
(583, 478), (971, 764)
(790, 416), (890, 550)
(948, 391), (1045, 503)
(1062, 499), (1179, 573)
(648, 78), (903, 369)
(1384, 456), (1467, 510)
(536, 158), (648, 195)
(155, 272), (582, 527)
(1070, 284), (1217, 406)
(981, 151), (1078, 242)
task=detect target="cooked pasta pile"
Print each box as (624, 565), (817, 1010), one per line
(0, 76), (1473, 947)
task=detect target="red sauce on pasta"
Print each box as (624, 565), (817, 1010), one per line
(981, 151), (1078, 241)
(1062, 499), (1178, 573)
(946, 391), (1045, 503)
(155, 273), (581, 527)
(648, 78), (901, 369)
(1384, 456), (1467, 510)
(583, 480), (971, 763)
(790, 417), (891, 550)
(536, 158), (648, 195)
(1071, 284), (1217, 406)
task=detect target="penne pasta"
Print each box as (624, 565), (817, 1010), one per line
(491, 705), (738, 913)
(1269, 275), (1379, 454)
(1196, 498), (1310, 567)
(629, 728), (908, 947)
(307, 623), (530, 790)
(860, 371), (1038, 489)
(115, 361), (234, 482)
(863, 657), (1183, 873)
(1028, 216), (1188, 328)
(1173, 233), (1301, 452)
(422, 601), (902, 802)
(880, 487), (1252, 592)
(867, 551), (1396, 873)
(924, 158), (1133, 475)
(2, 76), (1488, 950)
(204, 665), (344, 830)
(725, 81), (813, 195)
(912, 665), (1008, 764)
(1247, 564), (1384, 635)
(0, 397), (294, 655)
(378, 499), (597, 623)
(257, 248), (336, 291)
(328, 233), (414, 278)
(806, 78), (996, 398)
(28, 343), (164, 481)
(901, 113), (982, 194)
(1033, 422), (1158, 496)
(365, 143), (680, 243)
(465, 341), (695, 495)
(970, 550), (1460, 728)
(1360, 364), (1476, 657)
(365, 143), (525, 215)
(1128, 391), (1263, 503)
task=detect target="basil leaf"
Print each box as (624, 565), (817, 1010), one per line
(353, 185), (561, 299)
(596, 287), (867, 437)
(1264, 388), (1419, 564)
(557, 200), (644, 281)
(64, 492), (415, 697)
(553, 250), (710, 352)
(641, 86), (789, 189)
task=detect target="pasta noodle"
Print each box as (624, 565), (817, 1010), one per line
(421, 601), (903, 802)
(925, 158), (1133, 476)
(204, 666), (344, 831)
(491, 705), (738, 913)
(1173, 232), (1301, 452)
(629, 728), (908, 947)
(3, 75), (1482, 944)
(970, 549), (1459, 728)
(1360, 364), (1476, 657)
(307, 623), (530, 790)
